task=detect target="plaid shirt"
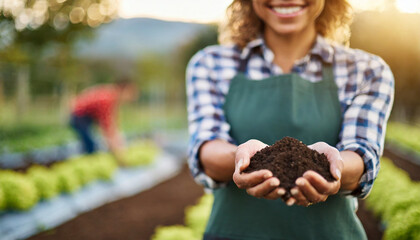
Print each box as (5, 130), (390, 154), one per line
(186, 35), (394, 198)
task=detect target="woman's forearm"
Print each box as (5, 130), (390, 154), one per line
(340, 150), (365, 191)
(199, 139), (237, 182)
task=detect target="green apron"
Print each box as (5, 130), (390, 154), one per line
(204, 54), (367, 240)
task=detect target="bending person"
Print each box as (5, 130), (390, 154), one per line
(70, 77), (138, 164)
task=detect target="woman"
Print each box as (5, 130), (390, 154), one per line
(187, 0), (394, 239)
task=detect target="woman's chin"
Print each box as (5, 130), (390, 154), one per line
(265, 22), (315, 38)
(269, 26), (305, 37)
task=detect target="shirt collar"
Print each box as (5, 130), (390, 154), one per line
(240, 34), (334, 64)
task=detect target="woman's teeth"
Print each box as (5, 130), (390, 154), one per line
(272, 6), (303, 14)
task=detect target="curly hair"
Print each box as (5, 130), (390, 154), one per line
(219, 0), (353, 48)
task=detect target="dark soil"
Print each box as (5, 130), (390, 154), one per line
(29, 165), (204, 240)
(245, 137), (335, 200)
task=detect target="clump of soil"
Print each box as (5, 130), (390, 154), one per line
(244, 137), (335, 200)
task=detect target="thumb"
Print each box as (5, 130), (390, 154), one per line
(235, 147), (250, 173)
(329, 152), (344, 181)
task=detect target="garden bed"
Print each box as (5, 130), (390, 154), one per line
(29, 165), (204, 240)
(0, 150), (180, 240)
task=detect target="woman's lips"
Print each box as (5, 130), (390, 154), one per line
(270, 4), (307, 18)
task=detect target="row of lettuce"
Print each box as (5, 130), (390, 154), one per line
(366, 158), (420, 240)
(152, 194), (213, 240)
(150, 158), (420, 240)
(0, 124), (76, 154)
(0, 140), (159, 211)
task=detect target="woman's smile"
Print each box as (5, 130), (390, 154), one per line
(269, 2), (309, 18)
(253, 0), (323, 36)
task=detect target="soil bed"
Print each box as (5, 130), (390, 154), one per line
(29, 165), (204, 240)
(245, 137), (335, 200)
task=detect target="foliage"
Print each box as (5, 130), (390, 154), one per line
(0, 184), (5, 210)
(0, 140), (157, 211)
(386, 122), (420, 154)
(152, 226), (198, 240)
(27, 165), (60, 199)
(384, 207), (420, 240)
(152, 194), (214, 239)
(0, 123), (76, 153)
(0, 0), (118, 51)
(90, 152), (118, 180)
(0, 170), (39, 210)
(366, 158), (420, 239)
(185, 194), (213, 237)
(122, 140), (160, 167)
(68, 156), (99, 185)
(52, 161), (82, 193)
(0, 127), (75, 152)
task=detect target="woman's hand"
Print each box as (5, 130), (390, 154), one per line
(233, 139), (286, 200)
(289, 142), (344, 207)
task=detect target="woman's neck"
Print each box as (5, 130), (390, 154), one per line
(264, 25), (317, 73)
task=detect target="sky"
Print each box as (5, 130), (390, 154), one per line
(119, 0), (232, 23)
(119, 0), (420, 23)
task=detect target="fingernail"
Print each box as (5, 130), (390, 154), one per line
(287, 198), (296, 206)
(336, 169), (341, 180)
(270, 179), (279, 187)
(264, 172), (272, 179)
(277, 189), (285, 196)
(291, 188), (298, 196)
(296, 179), (304, 186)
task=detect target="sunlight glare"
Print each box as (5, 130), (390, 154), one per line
(119, 0), (232, 23)
(395, 0), (420, 14)
(349, 0), (387, 12)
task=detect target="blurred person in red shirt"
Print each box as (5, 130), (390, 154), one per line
(70, 77), (138, 164)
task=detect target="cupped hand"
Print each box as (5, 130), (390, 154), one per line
(232, 139), (286, 200)
(289, 142), (344, 207)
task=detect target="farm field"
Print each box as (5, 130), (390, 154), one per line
(1, 122), (420, 240)
(2, 1), (420, 238)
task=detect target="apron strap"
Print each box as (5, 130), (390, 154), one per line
(321, 62), (335, 85)
(238, 47), (335, 83)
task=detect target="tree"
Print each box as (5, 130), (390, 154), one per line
(0, 0), (119, 120)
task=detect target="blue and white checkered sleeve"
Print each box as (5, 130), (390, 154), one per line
(336, 56), (394, 199)
(186, 49), (235, 190)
